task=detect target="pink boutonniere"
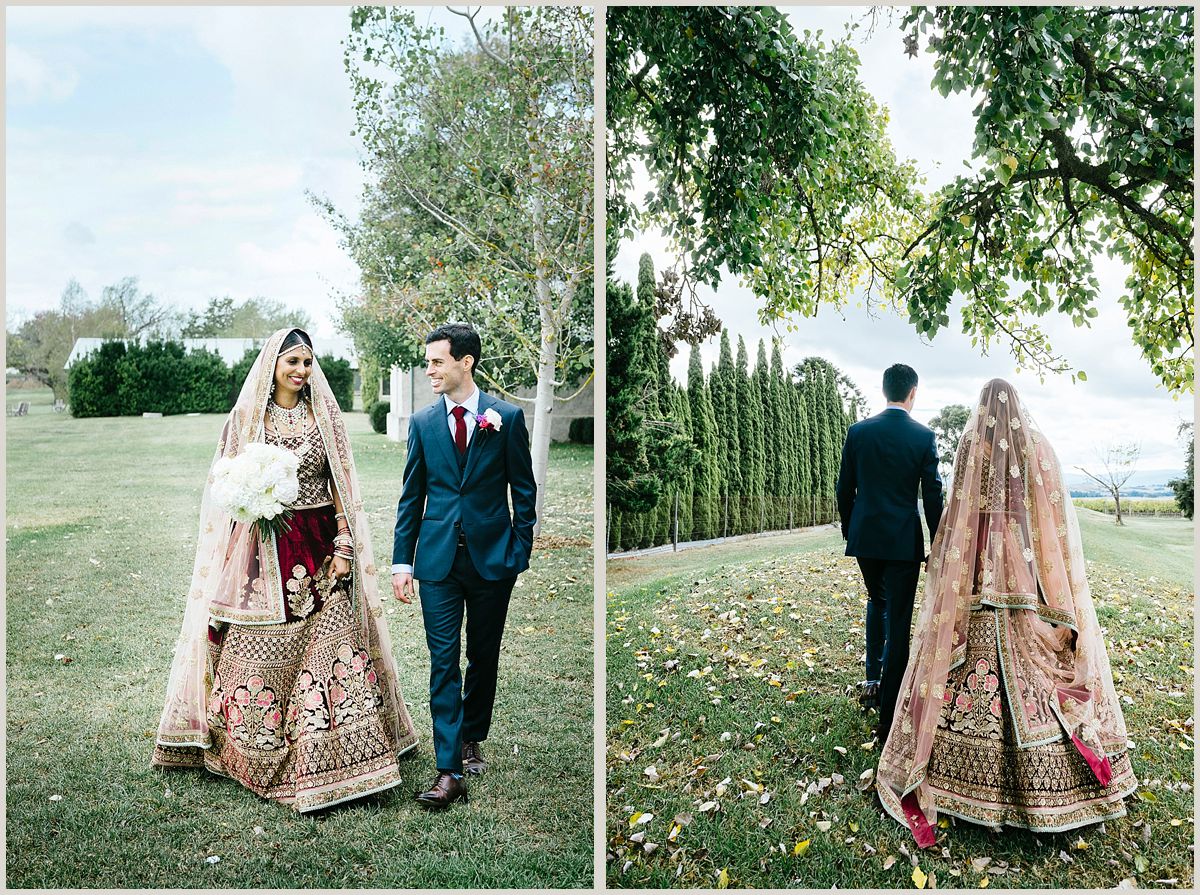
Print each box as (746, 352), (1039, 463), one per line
(475, 408), (503, 432)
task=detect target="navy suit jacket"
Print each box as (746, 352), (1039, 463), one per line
(835, 407), (944, 562)
(392, 390), (537, 582)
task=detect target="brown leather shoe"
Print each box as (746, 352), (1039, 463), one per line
(462, 741), (487, 775)
(415, 772), (468, 809)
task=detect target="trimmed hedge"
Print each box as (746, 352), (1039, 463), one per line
(320, 355), (354, 411)
(69, 340), (355, 417)
(568, 416), (593, 444)
(368, 401), (390, 434)
(70, 341), (231, 418)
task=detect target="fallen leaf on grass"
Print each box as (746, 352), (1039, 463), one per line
(883, 855), (897, 870)
(815, 821), (832, 833)
(793, 839), (811, 856)
(979, 877), (990, 888)
(53, 654), (72, 665)
(717, 868), (730, 888)
(834, 745), (848, 755)
(857, 768), (876, 790)
(971, 857), (991, 873)
(912, 866), (927, 889)
(205, 856), (221, 865)
(48, 794), (63, 802)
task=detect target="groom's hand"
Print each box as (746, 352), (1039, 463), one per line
(392, 572), (414, 604)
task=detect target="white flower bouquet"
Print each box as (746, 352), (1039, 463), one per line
(211, 443), (300, 539)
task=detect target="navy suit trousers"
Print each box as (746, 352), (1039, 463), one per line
(857, 557), (920, 745)
(418, 543), (516, 773)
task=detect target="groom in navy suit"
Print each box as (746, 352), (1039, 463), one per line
(836, 363), (943, 745)
(392, 323), (537, 808)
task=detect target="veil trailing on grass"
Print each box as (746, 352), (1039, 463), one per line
(876, 378), (1128, 844)
(155, 328), (409, 751)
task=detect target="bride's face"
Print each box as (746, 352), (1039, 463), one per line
(273, 348), (313, 402)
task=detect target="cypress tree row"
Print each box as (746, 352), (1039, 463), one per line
(604, 263), (860, 551)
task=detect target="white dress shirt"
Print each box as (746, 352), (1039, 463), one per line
(393, 388), (480, 576)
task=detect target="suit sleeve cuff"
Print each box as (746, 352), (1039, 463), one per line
(391, 563), (413, 575)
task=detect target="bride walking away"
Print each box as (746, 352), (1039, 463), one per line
(876, 379), (1136, 846)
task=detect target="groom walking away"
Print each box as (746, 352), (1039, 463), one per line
(836, 363), (943, 746)
(392, 323), (537, 809)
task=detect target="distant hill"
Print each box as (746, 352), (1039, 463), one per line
(1064, 468), (1184, 499)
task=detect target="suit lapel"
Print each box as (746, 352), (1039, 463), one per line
(461, 391), (495, 484)
(429, 397), (459, 474)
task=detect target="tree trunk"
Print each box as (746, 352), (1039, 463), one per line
(1113, 489), (1124, 525)
(530, 258), (558, 538)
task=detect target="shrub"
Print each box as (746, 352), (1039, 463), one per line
(228, 347), (259, 407)
(568, 416), (594, 444)
(369, 401), (390, 434)
(320, 355), (355, 411)
(70, 340), (234, 417)
(69, 340), (128, 418)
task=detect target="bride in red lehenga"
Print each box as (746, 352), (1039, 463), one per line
(153, 328), (417, 812)
(877, 379), (1136, 846)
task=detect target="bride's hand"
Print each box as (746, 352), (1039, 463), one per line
(331, 554), (352, 582)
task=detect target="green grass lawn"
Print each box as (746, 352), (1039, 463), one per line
(606, 513), (1194, 889)
(6, 391), (594, 888)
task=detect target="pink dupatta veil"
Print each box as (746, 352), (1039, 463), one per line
(155, 328), (413, 753)
(876, 379), (1129, 845)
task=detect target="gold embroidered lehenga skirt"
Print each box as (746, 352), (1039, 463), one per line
(153, 505), (418, 812)
(921, 607), (1136, 833)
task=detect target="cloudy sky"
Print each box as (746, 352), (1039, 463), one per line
(612, 6), (1193, 479)
(6, 5), (499, 340)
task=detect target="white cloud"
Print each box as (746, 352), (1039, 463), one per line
(5, 43), (80, 103)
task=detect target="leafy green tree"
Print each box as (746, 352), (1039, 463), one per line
(900, 6), (1193, 392)
(9, 278), (173, 401)
(609, 6), (1194, 393)
(608, 6), (921, 312)
(181, 296), (312, 338)
(1169, 422), (1194, 520)
(928, 403), (972, 481)
(330, 6), (594, 530)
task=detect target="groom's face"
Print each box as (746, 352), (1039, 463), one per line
(425, 339), (472, 396)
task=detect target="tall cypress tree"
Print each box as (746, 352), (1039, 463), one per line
(770, 341), (795, 529)
(793, 376), (813, 526)
(712, 330), (742, 537)
(687, 344), (720, 540)
(824, 364), (846, 524)
(753, 340), (774, 531)
(736, 336), (764, 535)
(605, 278), (657, 549)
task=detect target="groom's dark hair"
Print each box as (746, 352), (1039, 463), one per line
(882, 364), (918, 402)
(426, 323), (482, 373)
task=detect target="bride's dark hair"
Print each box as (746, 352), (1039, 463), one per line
(279, 328), (314, 354)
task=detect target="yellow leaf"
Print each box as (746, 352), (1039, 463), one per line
(913, 866), (928, 889)
(1073, 837), (1089, 850)
(1002, 154), (1018, 172)
(793, 839), (811, 857)
(717, 868), (730, 889)
(668, 823), (681, 842)
(629, 811), (643, 827)
(980, 877), (990, 888)
(848, 821), (859, 833)
(1170, 818), (1184, 827)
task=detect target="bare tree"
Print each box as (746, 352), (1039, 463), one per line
(1076, 442), (1141, 526)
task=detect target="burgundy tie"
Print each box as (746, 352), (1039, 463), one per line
(451, 405), (468, 456)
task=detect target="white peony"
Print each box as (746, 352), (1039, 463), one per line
(212, 443), (300, 536)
